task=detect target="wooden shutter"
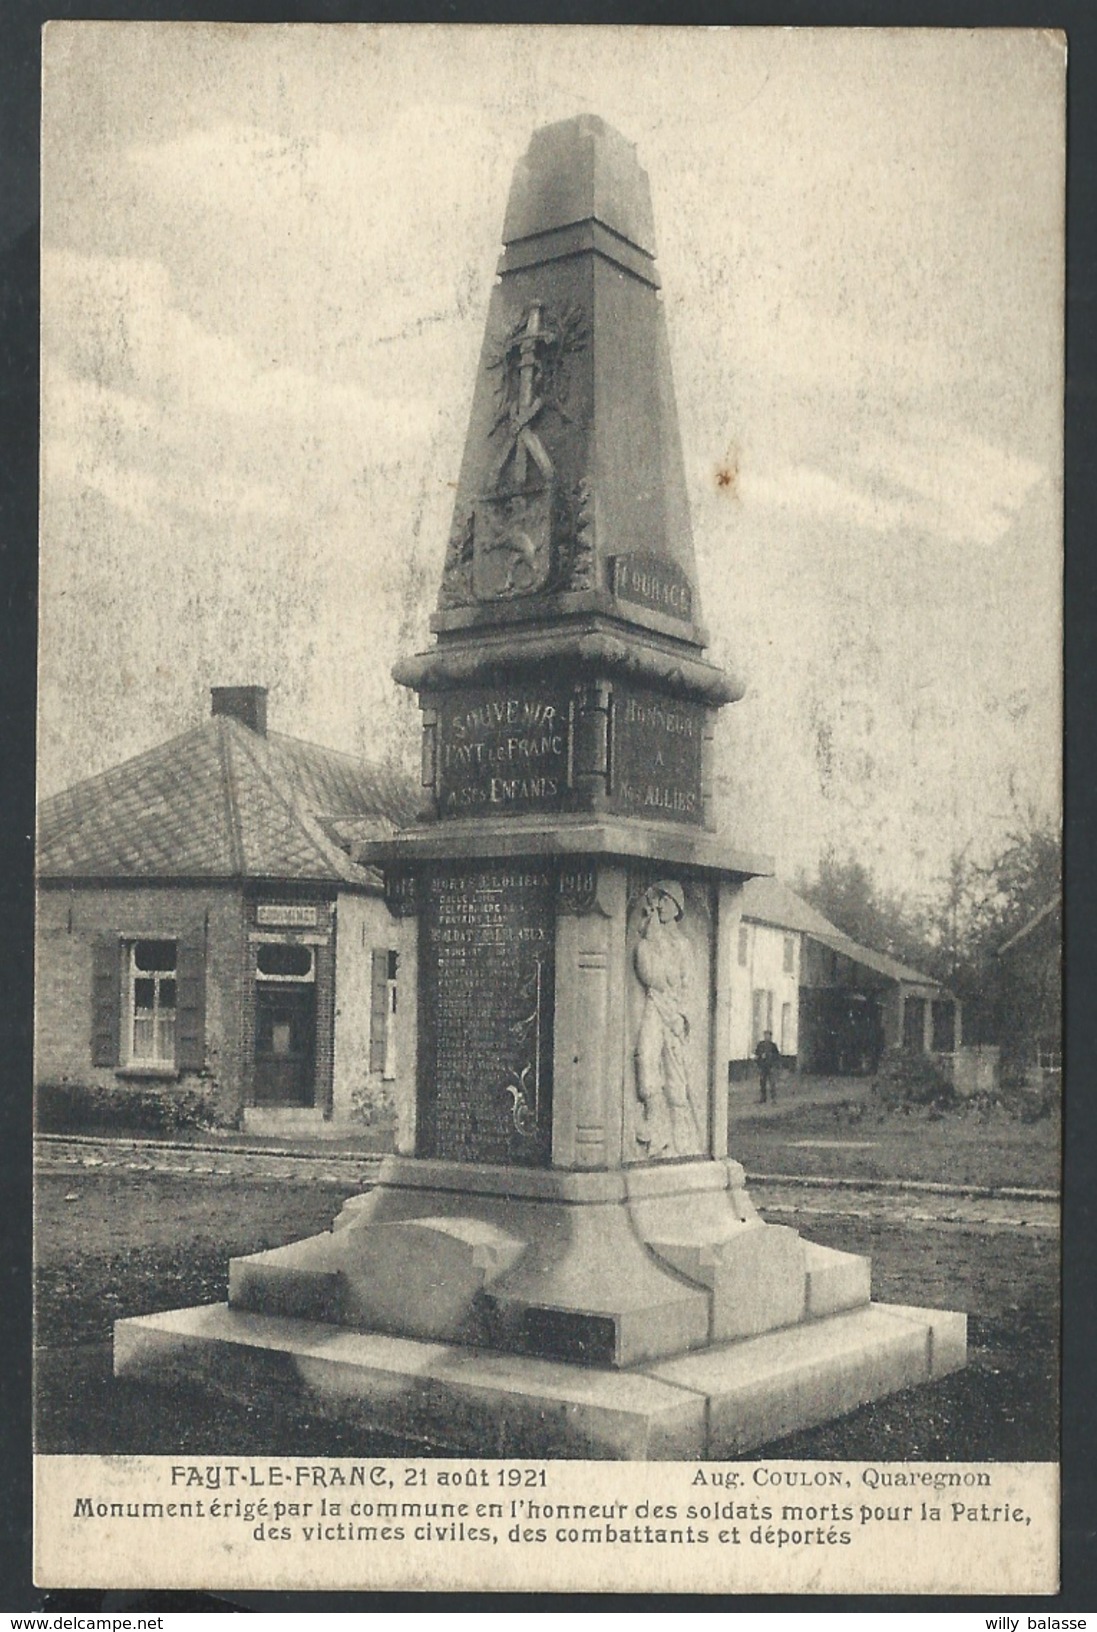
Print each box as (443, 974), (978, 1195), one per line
(91, 936), (121, 1067)
(369, 948), (389, 1073)
(175, 934), (207, 1071)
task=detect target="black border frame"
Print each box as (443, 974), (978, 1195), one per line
(3, 1), (1092, 1611)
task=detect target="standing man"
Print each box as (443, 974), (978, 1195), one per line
(755, 1029), (781, 1104)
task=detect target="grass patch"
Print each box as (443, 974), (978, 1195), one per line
(731, 1099), (1061, 1190)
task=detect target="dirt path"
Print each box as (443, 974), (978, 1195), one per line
(35, 1133), (380, 1186)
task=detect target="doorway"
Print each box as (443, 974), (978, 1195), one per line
(253, 942), (317, 1106)
(903, 996), (927, 1053)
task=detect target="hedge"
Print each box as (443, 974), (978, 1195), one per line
(36, 1078), (223, 1135)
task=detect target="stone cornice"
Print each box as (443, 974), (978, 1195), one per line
(394, 620), (743, 707)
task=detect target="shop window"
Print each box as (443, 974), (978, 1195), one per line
(783, 934), (795, 974)
(128, 940), (177, 1065)
(371, 949), (399, 1081)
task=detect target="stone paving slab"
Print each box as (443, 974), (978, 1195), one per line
(114, 1303), (707, 1459)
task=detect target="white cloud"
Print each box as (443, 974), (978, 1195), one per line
(709, 417), (1050, 554)
(41, 244), (442, 550)
(738, 460), (906, 536)
(850, 421), (1051, 549)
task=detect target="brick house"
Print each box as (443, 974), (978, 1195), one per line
(35, 687), (418, 1134)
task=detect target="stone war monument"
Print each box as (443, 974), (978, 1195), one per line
(114, 115), (966, 1458)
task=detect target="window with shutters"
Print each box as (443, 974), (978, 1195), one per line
(92, 933), (206, 1074)
(370, 949), (399, 1081)
(128, 940), (177, 1065)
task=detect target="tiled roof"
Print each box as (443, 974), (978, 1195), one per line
(736, 876), (845, 941)
(736, 875), (942, 990)
(263, 732), (418, 828)
(37, 717), (417, 885)
(811, 930), (943, 991)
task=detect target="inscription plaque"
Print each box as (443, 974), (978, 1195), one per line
(418, 863), (555, 1166)
(383, 869), (418, 918)
(256, 903), (318, 927)
(610, 684), (705, 823)
(435, 684), (570, 818)
(612, 552), (693, 624)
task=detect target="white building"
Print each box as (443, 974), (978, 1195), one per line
(726, 876), (959, 1076)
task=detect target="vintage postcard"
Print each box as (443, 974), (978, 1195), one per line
(34, 24), (1063, 1596)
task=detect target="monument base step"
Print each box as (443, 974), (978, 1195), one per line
(113, 1299), (966, 1460)
(226, 1156), (874, 1368)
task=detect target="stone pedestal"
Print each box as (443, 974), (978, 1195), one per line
(114, 114), (966, 1455)
(115, 809), (967, 1452)
(228, 1156), (847, 1368)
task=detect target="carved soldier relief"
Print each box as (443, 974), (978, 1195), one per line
(627, 877), (711, 1162)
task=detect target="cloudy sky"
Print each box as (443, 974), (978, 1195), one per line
(39, 24), (1063, 899)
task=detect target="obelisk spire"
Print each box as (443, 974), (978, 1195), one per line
(433, 114), (706, 651)
(501, 113), (657, 252)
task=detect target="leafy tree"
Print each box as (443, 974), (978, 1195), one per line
(796, 851), (936, 975)
(968, 817), (1061, 953)
(960, 815), (1061, 1043)
(798, 814), (1061, 1046)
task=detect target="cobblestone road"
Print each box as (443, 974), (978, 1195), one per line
(34, 1135), (381, 1187)
(34, 1135), (1059, 1233)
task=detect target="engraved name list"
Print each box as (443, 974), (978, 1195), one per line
(418, 865), (555, 1166)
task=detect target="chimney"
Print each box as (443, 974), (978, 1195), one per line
(211, 685), (268, 736)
